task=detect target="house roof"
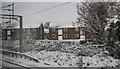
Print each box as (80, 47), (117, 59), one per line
(49, 25), (86, 28)
(48, 21), (86, 28)
(3, 23), (43, 29)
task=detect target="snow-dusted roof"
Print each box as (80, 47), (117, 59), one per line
(3, 23), (42, 29)
(23, 25), (40, 28)
(3, 27), (39, 29)
(49, 25), (86, 28)
(48, 21), (86, 28)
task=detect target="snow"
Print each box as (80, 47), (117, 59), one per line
(83, 54), (119, 67)
(2, 39), (120, 67)
(114, 19), (119, 24)
(25, 51), (79, 67)
(2, 55), (30, 67)
(49, 24), (86, 28)
(25, 50), (120, 67)
(57, 25), (79, 28)
(105, 16), (119, 31)
(2, 61), (20, 67)
(36, 39), (82, 42)
(2, 54), (56, 67)
(104, 23), (111, 31)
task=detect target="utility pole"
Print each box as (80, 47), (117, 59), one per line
(1, 3), (23, 53)
(2, 3), (15, 52)
(11, 3), (14, 24)
(19, 16), (23, 53)
(1, 14), (23, 53)
(2, 3), (14, 25)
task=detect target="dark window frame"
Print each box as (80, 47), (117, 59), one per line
(52, 28), (56, 31)
(64, 34), (68, 38)
(75, 27), (79, 31)
(63, 28), (67, 31)
(75, 34), (79, 38)
(52, 34), (56, 38)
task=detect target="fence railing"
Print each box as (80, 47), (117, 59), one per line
(1, 50), (39, 63)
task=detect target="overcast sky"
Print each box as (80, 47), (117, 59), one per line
(2, 0), (120, 28)
(2, 2), (78, 28)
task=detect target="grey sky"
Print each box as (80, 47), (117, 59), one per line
(2, 2), (78, 28)
(3, 0), (119, 28)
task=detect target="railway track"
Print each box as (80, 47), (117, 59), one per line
(0, 59), (31, 69)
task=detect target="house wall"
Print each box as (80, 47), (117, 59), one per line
(11, 29), (19, 40)
(48, 27), (87, 40)
(2, 26), (44, 40)
(62, 27), (80, 40)
(48, 28), (58, 40)
(2, 29), (12, 40)
(2, 26), (93, 41)
(48, 27), (93, 41)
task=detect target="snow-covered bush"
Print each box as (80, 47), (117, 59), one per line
(2, 40), (19, 51)
(25, 50), (119, 67)
(22, 29), (36, 52)
(105, 16), (120, 59)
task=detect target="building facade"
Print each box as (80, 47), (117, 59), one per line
(2, 23), (44, 40)
(48, 26), (92, 41)
(2, 23), (93, 41)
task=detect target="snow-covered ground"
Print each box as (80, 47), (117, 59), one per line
(2, 40), (120, 67)
(25, 50), (120, 67)
(2, 54), (59, 67)
(25, 51), (79, 67)
(83, 53), (119, 67)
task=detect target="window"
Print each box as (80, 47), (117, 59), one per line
(75, 34), (79, 38)
(33, 28), (36, 31)
(80, 35), (85, 40)
(64, 28), (67, 31)
(58, 29), (62, 35)
(52, 34), (56, 38)
(64, 34), (68, 38)
(7, 30), (11, 35)
(7, 36), (11, 39)
(52, 28), (56, 31)
(75, 28), (79, 31)
(80, 30), (84, 35)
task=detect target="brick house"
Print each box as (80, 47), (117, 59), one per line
(2, 29), (12, 40)
(48, 25), (92, 41)
(2, 23), (44, 40)
(2, 23), (93, 41)
(48, 27), (58, 40)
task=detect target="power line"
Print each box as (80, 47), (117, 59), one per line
(24, 2), (71, 17)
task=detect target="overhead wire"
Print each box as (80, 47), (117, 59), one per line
(24, 2), (71, 17)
